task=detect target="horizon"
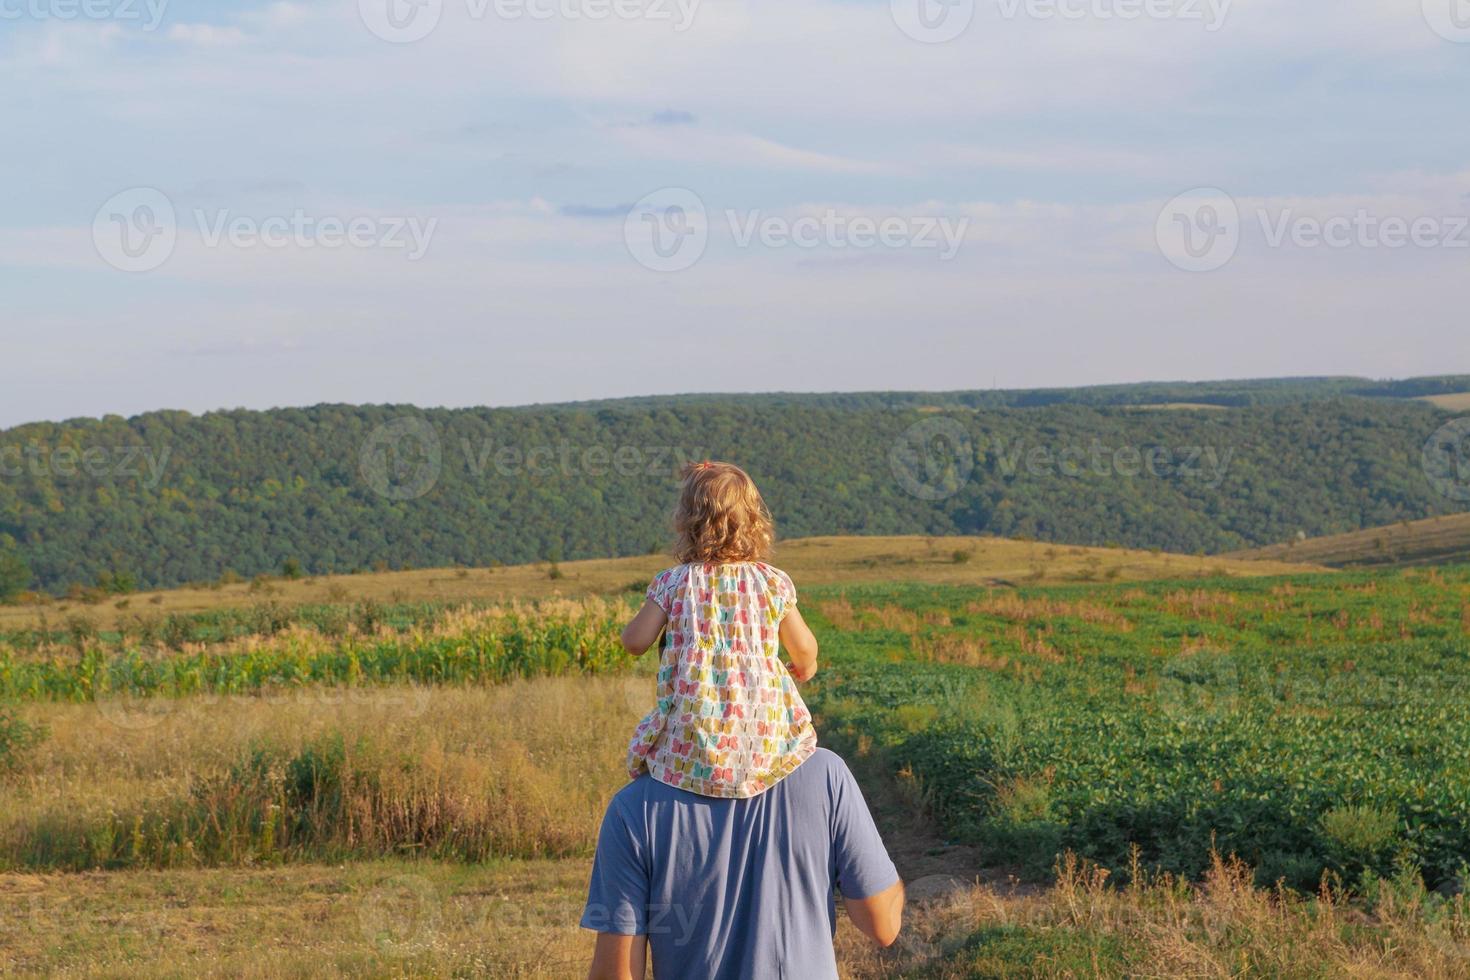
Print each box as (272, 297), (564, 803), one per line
(4, 370), (1467, 429)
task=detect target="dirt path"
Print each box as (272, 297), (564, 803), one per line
(836, 740), (1040, 897)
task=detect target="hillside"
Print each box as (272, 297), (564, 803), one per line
(1228, 512), (1470, 568)
(553, 374), (1470, 411)
(0, 535), (1324, 630)
(0, 383), (1464, 594)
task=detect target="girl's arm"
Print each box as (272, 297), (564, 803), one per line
(779, 606), (819, 682)
(621, 600), (668, 655)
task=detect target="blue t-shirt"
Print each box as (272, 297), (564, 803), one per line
(580, 748), (899, 980)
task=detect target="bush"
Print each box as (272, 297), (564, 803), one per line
(1321, 804), (1400, 872)
(0, 708), (45, 772)
(0, 550), (31, 602)
(96, 570), (137, 594)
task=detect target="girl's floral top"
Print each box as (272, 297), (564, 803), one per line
(626, 561), (817, 798)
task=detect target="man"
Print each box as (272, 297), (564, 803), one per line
(581, 748), (905, 979)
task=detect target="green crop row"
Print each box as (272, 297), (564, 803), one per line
(0, 599), (630, 704)
(804, 567), (1470, 893)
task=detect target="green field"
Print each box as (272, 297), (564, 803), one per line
(805, 567), (1470, 893)
(3, 561), (1470, 976)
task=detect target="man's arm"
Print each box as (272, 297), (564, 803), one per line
(829, 753), (904, 947)
(588, 933), (648, 980)
(842, 879), (905, 948)
(581, 797), (650, 978)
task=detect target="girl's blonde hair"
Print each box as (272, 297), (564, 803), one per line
(672, 461), (774, 564)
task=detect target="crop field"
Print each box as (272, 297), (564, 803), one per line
(0, 535), (1321, 631)
(806, 567), (1470, 892)
(1, 556), (1469, 976)
(0, 599), (629, 710)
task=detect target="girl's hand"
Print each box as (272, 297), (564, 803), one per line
(621, 600), (669, 656)
(779, 607), (819, 682)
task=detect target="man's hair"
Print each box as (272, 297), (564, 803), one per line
(671, 461), (774, 564)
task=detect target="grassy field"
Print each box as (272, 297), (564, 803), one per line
(1229, 513), (1470, 568)
(803, 567), (1470, 892)
(1419, 393), (1470, 412)
(5, 837), (1467, 978)
(4, 674), (1468, 978)
(5, 544), (1470, 977)
(0, 535), (1323, 631)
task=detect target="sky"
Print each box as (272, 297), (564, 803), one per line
(2, 0), (1468, 427)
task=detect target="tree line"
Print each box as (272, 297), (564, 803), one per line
(0, 381), (1465, 595)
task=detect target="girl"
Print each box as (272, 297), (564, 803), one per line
(621, 461), (819, 798)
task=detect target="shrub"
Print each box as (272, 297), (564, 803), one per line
(0, 708), (45, 772)
(1321, 804), (1400, 871)
(0, 550), (31, 602)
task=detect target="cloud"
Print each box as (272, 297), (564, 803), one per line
(648, 108), (696, 126)
(610, 124), (890, 174)
(558, 203), (635, 218)
(166, 24), (247, 46)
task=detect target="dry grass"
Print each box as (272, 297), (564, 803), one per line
(0, 675), (653, 871)
(839, 853), (1470, 979)
(913, 634), (1016, 674)
(813, 600), (951, 635)
(5, 849), (1464, 979)
(966, 594), (1132, 631)
(1, 535), (1325, 631)
(0, 857), (598, 978)
(1418, 392), (1470, 412)
(36, 846), (1455, 980)
(1229, 513), (1470, 569)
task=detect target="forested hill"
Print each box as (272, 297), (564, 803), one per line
(1, 382), (1467, 594)
(548, 375), (1470, 411)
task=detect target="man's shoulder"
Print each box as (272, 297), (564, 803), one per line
(795, 748), (849, 783)
(611, 750), (852, 813)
